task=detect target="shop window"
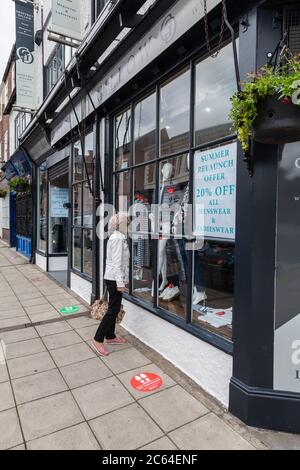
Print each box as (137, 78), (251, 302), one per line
(95, 0), (109, 19)
(45, 45), (65, 97)
(134, 92), (156, 164)
(72, 132), (94, 278)
(194, 42), (238, 146)
(157, 154), (189, 318)
(112, 44), (237, 345)
(160, 69), (190, 156)
(49, 173), (69, 255)
(115, 108), (131, 170)
(37, 163), (47, 253)
(132, 163), (156, 302)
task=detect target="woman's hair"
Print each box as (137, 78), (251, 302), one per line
(108, 212), (128, 236)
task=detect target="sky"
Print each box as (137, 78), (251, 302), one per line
(0, 0), (15, 81)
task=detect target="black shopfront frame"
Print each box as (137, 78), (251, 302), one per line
(107, 40), (238, 355)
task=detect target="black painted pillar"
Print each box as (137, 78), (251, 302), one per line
(229, 4), (300, 433)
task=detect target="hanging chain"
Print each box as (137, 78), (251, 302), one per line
(204, 0), (226, 58)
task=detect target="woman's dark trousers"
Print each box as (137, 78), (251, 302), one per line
(94, 280), (123, 343)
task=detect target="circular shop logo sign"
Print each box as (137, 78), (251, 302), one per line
(17, 47), (34, 64)
(160, 14), (176, 43)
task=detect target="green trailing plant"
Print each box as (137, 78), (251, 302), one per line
(0, 188), (7, 198)
(8, 176), (30, 193)
(229, 55), (300, 151)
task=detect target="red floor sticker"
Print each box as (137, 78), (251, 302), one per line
(130, 373), (163, 392)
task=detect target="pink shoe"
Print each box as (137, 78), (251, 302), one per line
(106, 337), (127, 345)
(91, 340), (110, 356)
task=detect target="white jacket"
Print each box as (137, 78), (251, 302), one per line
(104, 231), (130, 288)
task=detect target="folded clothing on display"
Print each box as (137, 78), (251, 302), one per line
(194, 305), (233, 328)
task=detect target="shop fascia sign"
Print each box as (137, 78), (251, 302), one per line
(50, 0), (82, 42)
(51, 0), (220, 145)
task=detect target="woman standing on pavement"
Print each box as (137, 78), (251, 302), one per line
(91, 212), (130, 357)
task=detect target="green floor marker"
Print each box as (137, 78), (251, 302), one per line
(60, 306), (79, 315)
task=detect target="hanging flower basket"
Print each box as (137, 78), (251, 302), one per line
(14, 183), (29, 193)
(252, 95), (300, 144)
(8, 177), (31, 194)
(0, 188), (7, 198)
(229, 54), (300, 151)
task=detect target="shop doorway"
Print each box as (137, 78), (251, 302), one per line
(48, 159), (70, 287)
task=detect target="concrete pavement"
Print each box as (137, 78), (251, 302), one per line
(0, 241), (299, 450)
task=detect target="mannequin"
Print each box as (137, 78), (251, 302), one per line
(173, 155), (206, 305)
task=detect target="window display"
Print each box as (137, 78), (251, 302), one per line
(112, 41), (238, 342)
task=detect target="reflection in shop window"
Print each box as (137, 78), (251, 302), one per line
(72, 132), (94, 278)
(134, 92), (156, 164)
(160, 69), (190, 156)
(115, 109), (131, 170)
(194, 41), (238, 146)
(115, 171), (130, 212)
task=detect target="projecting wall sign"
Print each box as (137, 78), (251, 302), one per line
(51, 0), (82, 41)
(15, 0), (35, 110)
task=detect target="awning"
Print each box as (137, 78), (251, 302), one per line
(1, 148), (32, 181)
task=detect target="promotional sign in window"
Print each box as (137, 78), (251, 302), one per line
(15, 0), (35, 110)
(51, 0), (82, 41)
(274, 142), (300, 393)
(50, 187), (69, 218)
(194, 142), (237, 240)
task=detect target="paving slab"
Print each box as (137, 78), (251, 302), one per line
(139, 386), (209, 432)
(0, 316), (29, 330)
(72, 376), (134, 420)
(0, 309), (27, 319)
(6, 338), (46, 360)
(26, 423), (101, 450)
(0, 327), (38, 344)
(140, 437), (178, 450)
(0, 382), (15, 412)
(7, 351), (57, 380)
(67, 316), (98, 329)
(35, 321), (72, 337)
(102, 347), (152, 374)
(12, 369), (68, 405)
(0, 364), (9, 383)
(10, 444), (26, 450)
(0, 409), (23, 450)
(117, 363), (176, 399)
(169, 414), (255, 450)
(18, 391), (84, 441)
(50, 342), (96, 367)
(89, 403), (163, 450)
(42, 331), (83, 351)
(28, 311), (61, 323)
(60, 357), (113, 389)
